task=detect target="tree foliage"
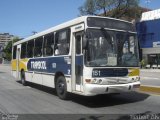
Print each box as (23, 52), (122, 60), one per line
(79, 0), (140, 20)
(79, 0), (97, 15)
(3, 37), (20, 61)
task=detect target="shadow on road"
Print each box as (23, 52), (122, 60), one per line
(0, 71), (5, 74)
(16, 81), (150, 108)
(69, 92), (150, 108)
(16, 81), (57, 95)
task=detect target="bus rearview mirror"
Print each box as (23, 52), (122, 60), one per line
(82, 35), (88, 49)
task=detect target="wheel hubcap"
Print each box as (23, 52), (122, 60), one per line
(58, 82), (65, 94)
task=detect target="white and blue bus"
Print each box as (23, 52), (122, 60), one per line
(11, 16), (140, 99)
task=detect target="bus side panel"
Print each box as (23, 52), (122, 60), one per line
(32, 73), (43, 85)
(11, 59), (17, 78)
(27, 57), (71, 76)
(25, 72), (32, 82)
(42, 74), (55, 88)
(26, 56), (72, 90)
(66, 77), (72, 92)
(19, 58), (29, 72)
(18, 58), (32, 82)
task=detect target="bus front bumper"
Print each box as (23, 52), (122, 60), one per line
(84, 81), (140, 96)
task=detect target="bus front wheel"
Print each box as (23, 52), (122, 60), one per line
(55, 76), (69, 100)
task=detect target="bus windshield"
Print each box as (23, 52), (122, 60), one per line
(85, 29), (139, 67)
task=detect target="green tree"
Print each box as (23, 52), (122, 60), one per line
(111, 0), (140, 19)
(95, 0), (116, 16)
(79, 0), (140, 20)
(3, 37), (20, 61)
(79, 0), (97, 15)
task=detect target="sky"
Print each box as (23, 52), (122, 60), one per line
(0, 0), (159, 38)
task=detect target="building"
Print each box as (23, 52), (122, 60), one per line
(0, 33), (14, 50)
(0, 33), (14, 63)
(136, 9), (160, 68)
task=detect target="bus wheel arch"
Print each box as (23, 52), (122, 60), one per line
(55, 72), (69, 100)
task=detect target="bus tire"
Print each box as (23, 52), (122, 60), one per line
(21, 71), (26, 86)
(55, 76), (69, 100)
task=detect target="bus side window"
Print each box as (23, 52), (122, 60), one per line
(34, 37), (43, 57)
(55, 29), (70, 55)
(21, 42), (27, 59)
(27, 40), (34, 58)
(43, 33), (54, 56)
(13, 46), (17, 59)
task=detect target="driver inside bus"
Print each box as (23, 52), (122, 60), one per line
(122, 50), (137, 66)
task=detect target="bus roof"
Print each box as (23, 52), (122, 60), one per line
(13, 15), (132, 46)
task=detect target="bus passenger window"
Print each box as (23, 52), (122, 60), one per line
(13, 46), (17, 59)
(55, 29), (70, 55)
(34, 37), (43, 57)
(43, 33), (54, 56)
(27, 40), (34, 58)
(21, 43), (27, 59)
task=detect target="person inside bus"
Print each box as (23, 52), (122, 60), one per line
(122, 50), (137, 66)
(55, 45), (59, 55)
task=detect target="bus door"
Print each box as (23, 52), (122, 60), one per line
(71, 24), (84, 92)
(71, 32), (83, 92)
(74, 32), (83, 92)
(16, 45), (21, 79)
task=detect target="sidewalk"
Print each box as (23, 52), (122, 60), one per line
(140, 68), (160, 73)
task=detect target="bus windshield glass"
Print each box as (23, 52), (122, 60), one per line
(85, 29), (139, 67)
(87, 17), (135, 32)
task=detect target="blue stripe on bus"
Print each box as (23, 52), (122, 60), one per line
(27, 55), (83, 75)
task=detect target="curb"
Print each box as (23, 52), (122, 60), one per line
(140, 85), (160, 94)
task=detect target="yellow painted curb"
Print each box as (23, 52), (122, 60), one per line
(140, 85), (160, 94)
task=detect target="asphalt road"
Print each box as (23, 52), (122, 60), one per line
(0, 65), (160, 120)
(140, 69), (160, 86)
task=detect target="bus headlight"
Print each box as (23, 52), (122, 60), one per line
(131, 76), (140, 82)
(91, 79), (97, 84)
(97, 79), (103, 84)
(92, 79), (103, 84)
(85, 78), (103, 84)
(136, 76), (140, 81)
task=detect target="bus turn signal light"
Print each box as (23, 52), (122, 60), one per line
(85, 79), (91, 83)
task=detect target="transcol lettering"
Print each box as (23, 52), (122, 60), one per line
(31, 61), (47, 70)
